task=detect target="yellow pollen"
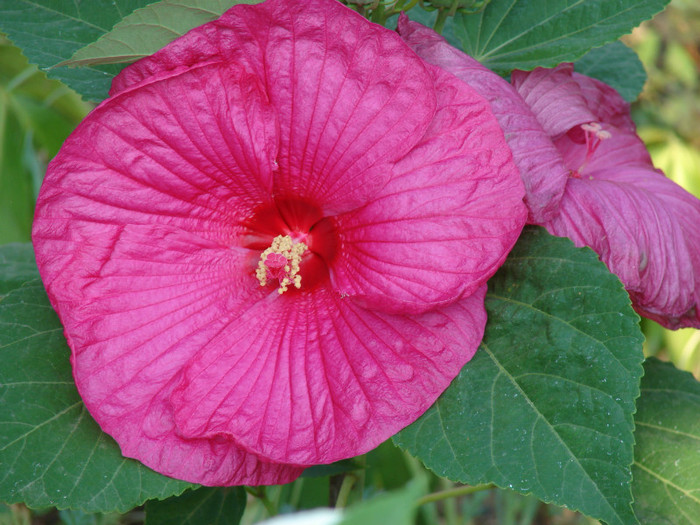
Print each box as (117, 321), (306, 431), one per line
(256, 235), (307, 294)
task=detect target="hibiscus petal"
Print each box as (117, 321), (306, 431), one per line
(329, 62), (526, 313)
(511, 64), (598, 138)
(543, 170), (700, 329)
(170, 285), (487, 465)
(48, 223), (300, 485)
(397, 16), (567, 223)
(112, 0), (437, 214)
(32, 60), (303, 484)
(572, 72), (637, 132)
(34, 61), (278, 267)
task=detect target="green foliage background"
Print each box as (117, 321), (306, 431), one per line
(1, 0), (699, 524)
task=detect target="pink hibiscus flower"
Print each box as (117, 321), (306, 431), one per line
(398, 19), (700, 329)
(32, 0), (527, 486)
(511, 64), (700, 329)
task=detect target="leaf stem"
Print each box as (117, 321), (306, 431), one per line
(245, 486), (277, 516)
(334, 474), (357, 508)
(432, 9), (449, 34)
(416, 483), (495, 506)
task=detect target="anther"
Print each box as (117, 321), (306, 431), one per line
(256, 235), (307, 294)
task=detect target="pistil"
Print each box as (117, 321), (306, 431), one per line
(256, 235), (308, 294)
(573, 122), (611, 177)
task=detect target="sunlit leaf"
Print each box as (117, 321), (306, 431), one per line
(632, 358), (700, 525)
(341, 478), (425, 525)
(395, 227), (645, 525)
(63, 0), (264, 68)
(0, 0), (155, 101)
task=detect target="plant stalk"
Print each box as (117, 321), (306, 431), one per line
(416, 483), (495, 506)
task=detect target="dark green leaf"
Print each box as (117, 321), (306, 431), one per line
(575, 41), (647, 102)
(632, 358), (700, 525)
(0, 249), (193, 512)
(145, 487), (245, 525)
(395, 227), (645, 525)
(0, 243), (35, 296)
(452, 0), (670, 74)
(63, 0), (264, 68)
(302, 458), (362, 478)
(0, 0), (156, 101)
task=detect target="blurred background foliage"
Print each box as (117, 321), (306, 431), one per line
(623, 0), (700, 380)
(0, 35), (90, 245)
(0, 0), (698, 523)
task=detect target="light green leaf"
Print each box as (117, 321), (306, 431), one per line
(0, 0), (156, 101)
(632, 358), (700, 525)
(63, 0), (264, 68)
(452, 0), (670, 74)
(0, 245), (193, 512)
(341, 478), (426, 525)
(395, 227), (645, 525)
(0, 96), (34, 243)
(0, 39), (89, 244)
(145, 487), (246, 525)
(575, 41), (647, 102)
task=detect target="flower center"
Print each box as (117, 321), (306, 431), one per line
(570, 121), (612, 178)
(256, 235), (307, 294)
(243, 198), (338, 293)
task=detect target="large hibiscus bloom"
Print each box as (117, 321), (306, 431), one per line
(32, 0), (527, 486)
(511, 64), (700, 329)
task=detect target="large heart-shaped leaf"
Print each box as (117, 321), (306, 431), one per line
(395, 227), (645, 525)
(145, 487), (246, 525)
(632, 358), (700, 524)
(0, 243), (35, 296)
(574, 41), (647, 102)
(451, 0), (669, 74)
(0, 244), (193, 512)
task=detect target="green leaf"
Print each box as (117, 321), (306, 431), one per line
(632, 358), (700, 524)
(302, 458), (362, 478)
(0, 0), (156, 101)
(145, 487), (246, 525)
(575, 41), (647, 102)
(0, 243), (35, 296)
(0, 246), (193, 512)
(341, 478), (426, 525)
(394, 227), (645, 525)
(452, 0), (670, 74)
(0, 101), (34, 243)
(0, 39), (89, 243)
(63, 0), (265, 68)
